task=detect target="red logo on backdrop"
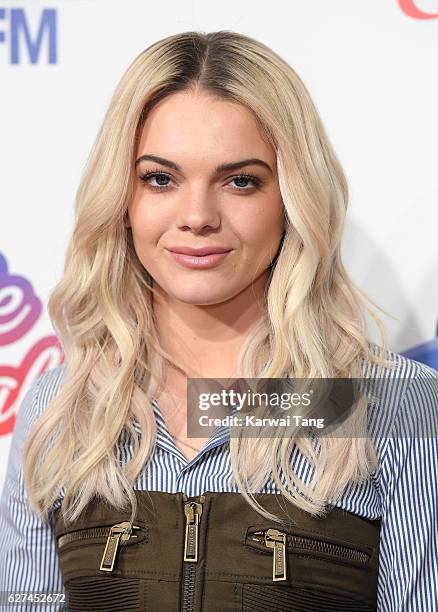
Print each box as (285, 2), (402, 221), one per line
(0, 253), (65, 436)
(398, 0), (438, 18)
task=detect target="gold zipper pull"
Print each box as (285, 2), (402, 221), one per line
(249, 530), (265, 544)
(183, 501), (203, 562)
(264, 528), (287, 581)
(99, 521), (138, 572)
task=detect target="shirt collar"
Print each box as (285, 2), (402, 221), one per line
(131, 399), (231, 463)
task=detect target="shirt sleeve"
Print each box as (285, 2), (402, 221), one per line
(0, 372), (66, 612)
(376, 363), (438, 611)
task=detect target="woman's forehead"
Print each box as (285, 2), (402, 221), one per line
(136, 91), (275, 165)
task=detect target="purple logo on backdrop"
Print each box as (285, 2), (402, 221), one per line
(0, 8), (57, 64)
(0, 252), (64, 437)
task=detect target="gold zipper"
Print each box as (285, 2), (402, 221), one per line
(183, 496), (204, 562)
(99, 522), (141, 572)
(181, 494), (205, 612)
(57, 521), (144, 573)
(247, 528), (371, 582)
(250, 528), (287, 581)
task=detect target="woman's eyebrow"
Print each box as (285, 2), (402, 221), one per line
(134, 154), (273, 175)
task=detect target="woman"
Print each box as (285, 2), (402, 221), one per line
(0, 30), (436, 611)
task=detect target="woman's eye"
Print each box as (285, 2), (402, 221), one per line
(139, 171), (262, 192)
(140, 171), (172, 190)
(229, 175), (261, 190)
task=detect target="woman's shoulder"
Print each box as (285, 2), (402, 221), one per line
(362, 344), (437, 439)
(19, 363), (68, 429)
(363, 341), (437, 379)
(35, 362), (68, 404)
(363, 347), (437, 493)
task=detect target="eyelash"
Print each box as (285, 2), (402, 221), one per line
(139, 168), (263, 192)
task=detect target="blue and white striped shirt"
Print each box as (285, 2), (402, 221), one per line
(0, 351), (437, 611)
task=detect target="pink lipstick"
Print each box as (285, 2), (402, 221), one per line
(166, 246), (232, 269)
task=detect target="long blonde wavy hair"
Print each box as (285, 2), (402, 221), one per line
(23, 30), (397, 527)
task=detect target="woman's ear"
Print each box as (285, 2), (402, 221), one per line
(124, 214), (131, 228)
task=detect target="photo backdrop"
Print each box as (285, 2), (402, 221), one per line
(1, 0), (437, 488)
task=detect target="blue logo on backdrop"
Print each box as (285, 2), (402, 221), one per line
(0, 8), (57, 64)
(401, 321), (438, 371)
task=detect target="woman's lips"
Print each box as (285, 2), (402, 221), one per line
(166, 249), (232, 269)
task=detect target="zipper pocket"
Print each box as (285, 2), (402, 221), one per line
(57, 521), (147, 573)
(246, 527), (372, 582)
(247, 528), (288, 581)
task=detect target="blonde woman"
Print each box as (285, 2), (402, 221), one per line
(1, 30), (437, 612)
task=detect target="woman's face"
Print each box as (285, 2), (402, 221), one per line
(127, 90), (285, 306)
